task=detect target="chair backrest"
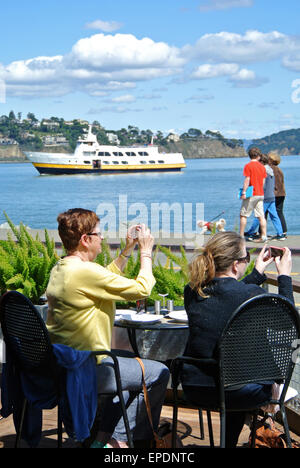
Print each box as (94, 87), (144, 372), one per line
(0, 291), (55, 375)
(217, 294), (300, 390)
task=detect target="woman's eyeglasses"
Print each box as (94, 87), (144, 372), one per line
(236, 251), (250, 263)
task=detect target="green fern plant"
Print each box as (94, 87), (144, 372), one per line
(95, 241), (186, 307)
(0, 212), (59, 303)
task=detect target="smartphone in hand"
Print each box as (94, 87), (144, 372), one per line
(269, 246), (285, 258)
(128, 224), (141, 239)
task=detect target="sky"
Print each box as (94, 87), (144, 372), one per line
(0, 0), (300, 139)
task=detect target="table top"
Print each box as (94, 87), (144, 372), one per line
(114, 316), (188, 330)
(114, 309), (188, 330)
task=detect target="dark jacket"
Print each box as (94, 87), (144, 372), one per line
(273, 166), (286, 197)
(182, 269), (294, 387)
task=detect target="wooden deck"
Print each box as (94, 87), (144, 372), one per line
(0, 404), (286, 449)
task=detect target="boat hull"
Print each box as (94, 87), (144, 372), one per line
(33, 163), (185, 175)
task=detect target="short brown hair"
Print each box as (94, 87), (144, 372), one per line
(248, 147), (262, 160)
(57, 208), (99, 252)
(268, 151), (281, 166)
(189, 232), (244, 297)
(260, 154), (268, 165)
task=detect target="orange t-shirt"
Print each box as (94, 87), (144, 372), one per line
(243, 160), (266, 196)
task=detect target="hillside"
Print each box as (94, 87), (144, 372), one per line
(0, 137), (246, 161)
(0, 112), (246, 161)
(251, 128), (300, 155)
(0, 145), (26, 161)
(162, 138), (246, 158)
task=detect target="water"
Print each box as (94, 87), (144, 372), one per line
(0, 156), (299, 234)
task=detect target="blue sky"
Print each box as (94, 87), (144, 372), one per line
(1, 0), (300, 139)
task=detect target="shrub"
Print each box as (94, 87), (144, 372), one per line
(0, 213), (59, 303)
(95, 240), (186, 308)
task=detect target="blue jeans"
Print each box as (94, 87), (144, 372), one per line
(95, 356), (170, 441)
(248, 200), (283, 236)
(183, 383), (273, 448)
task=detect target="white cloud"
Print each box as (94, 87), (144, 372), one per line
(1, 28), (300, 101)
(191, 63), (268, 88)
(0, 33), (184, 99)
(199, 0), (253, 11)
(184, 30), (291, 64)
(229, 68), (269, 88)
(191, 63), (239, 79)
(111, 94), (136, 103)
(68, 34), (184, 70)
(85, 20), (123, 32)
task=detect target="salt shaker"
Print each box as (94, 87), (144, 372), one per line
(167, 299), (174, 312)
(154, 300), (161, 315)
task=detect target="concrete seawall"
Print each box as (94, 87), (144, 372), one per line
(0, 228), (299, 254)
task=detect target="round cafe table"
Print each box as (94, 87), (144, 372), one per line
(114, 311), (189, 362)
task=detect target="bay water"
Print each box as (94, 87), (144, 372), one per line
(0, 156), (299, 235)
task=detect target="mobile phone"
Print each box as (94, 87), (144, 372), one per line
(128, 224), (141, 239)
(269, 246), (285, 258)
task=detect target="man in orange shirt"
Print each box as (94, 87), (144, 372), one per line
(239, 147), (267, 242)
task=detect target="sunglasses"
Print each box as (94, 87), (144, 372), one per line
(236, 251), (250, 263)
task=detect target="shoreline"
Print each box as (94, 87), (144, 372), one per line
(0, 155), (299, 164)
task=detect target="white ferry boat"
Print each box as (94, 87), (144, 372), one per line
(25, 126), (186, 175)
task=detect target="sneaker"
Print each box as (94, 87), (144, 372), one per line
(253, 236), (268, 243)
(274, 234), (287, 241)
(245, 235), (255, 241)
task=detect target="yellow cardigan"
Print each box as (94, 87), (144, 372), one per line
(46, 257), (155, 363)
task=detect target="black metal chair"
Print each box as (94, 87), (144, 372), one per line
(0, 291), (133, 448)
(171, 294), (300, 448)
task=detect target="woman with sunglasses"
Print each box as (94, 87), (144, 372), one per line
(46, 208), (169, 448)
(181, 231), (293, 448)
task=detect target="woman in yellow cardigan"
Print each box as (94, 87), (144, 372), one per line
(46, 208), (169, 448)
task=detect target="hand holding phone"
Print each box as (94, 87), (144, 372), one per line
(272, 246), (292, 277)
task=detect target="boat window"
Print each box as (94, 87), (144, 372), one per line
(138, 152), (149, 156)
(84, 161), (91, 164)
(149, 160), (155, 163)
(113, 152), (123, 156)
(158, 160), (165, 163)
(113, 161), (119, 164)
(126, 152), (136, 156)
(121, 161), (128, 164)
(140, 161), (147, 164)
(83, 151), (96, 156)
(102, 161), (109, 164)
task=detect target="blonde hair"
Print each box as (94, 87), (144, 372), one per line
(268, 151), (281, 166)
(189, 232), (244, 297)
